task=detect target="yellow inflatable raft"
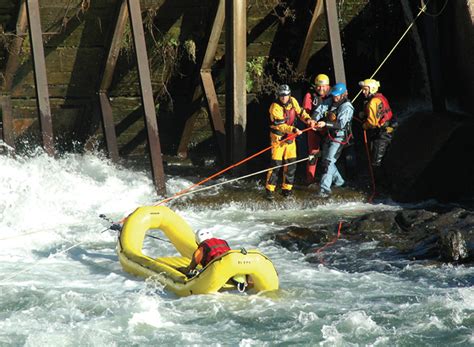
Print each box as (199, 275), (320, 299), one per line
(117, 206), (279, 296)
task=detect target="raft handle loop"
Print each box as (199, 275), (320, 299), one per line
(241, 248), (248, 255)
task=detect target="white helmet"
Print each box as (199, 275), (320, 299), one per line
(195, 229), (213, 244)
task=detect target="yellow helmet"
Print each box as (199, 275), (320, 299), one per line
(358, 79), (380, 94)
(314, 74), (330, 86)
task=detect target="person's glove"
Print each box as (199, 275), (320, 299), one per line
(186, 269), (199, 278)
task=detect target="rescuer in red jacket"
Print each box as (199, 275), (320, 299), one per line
(183, 229), (231, 275)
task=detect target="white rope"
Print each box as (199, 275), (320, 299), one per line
(351, 1), (429, 103)
(167, 156), (312, 202)
(0, 239), (87, 284)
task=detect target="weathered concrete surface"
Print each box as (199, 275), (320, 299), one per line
(274, 207), (474, 264)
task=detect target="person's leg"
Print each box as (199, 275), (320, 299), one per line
(266, 142), (285, 194)
(319, 141), (342, 194)
(306, 130), (320, 184)
(282, 141), (297, 195)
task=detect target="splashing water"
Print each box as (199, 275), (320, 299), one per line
(0, 152), (472, 346)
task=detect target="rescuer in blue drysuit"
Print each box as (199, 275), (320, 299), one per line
(315, 83), (354, 197)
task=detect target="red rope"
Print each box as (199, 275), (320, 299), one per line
(314, 221), (343, 264)
(327, 132), (353, 146)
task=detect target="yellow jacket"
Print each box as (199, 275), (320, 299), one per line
(269, 96), (311, 135)
(362, 97), (383, 130)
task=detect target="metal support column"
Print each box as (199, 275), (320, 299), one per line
(324, 0), (346, 84)
(225, 0), (247, 165)
(297, 0), (324, 73)
(26, 0), (54, 156)
(98, 0), (128, 162)
(127, 0), (166, 195)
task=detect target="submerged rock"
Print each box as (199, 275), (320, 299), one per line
(274, 207), (474, 264)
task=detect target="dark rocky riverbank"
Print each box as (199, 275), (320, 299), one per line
(274, 206), (474, 264)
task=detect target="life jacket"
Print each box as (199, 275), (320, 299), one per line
(270, 99), (298, 142)
(200, 238), (231, 267)
(310, 93), (329, 119)
(367, 93), (393, 126)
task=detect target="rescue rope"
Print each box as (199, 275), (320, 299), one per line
(153, 127), (314, 206)
(162, 155), (312, 203)
(0, 239), (87, 284)
(0, 229), (49, 241)
(314, 221), (343, 264)
(351, 1), (429, 104)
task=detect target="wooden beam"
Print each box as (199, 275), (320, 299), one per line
(177, 0), (226, 160)
(225, 0), (247, 165)
(98, 0), (128, 162)
(26, 0), (54, 156)
(297, 0), (324, 73)
(100, 0), (129, 92)
(127, 0), (166, 196)
(1, 0), (28, 150)
(98, 93), (120, 162)
(324, 0), (346, 84)
(201, 70), (226, 160)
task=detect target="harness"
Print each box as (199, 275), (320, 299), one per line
(327, 100), (353, 145)
(200, 238), (231, 267)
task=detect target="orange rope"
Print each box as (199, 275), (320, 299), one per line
(315, 221), (343, 264)
(153, 126), (314, 206)
(363, 130), (376, 202)
(118, 127), (314, 223)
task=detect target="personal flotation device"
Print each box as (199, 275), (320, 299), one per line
(200, 238), (231, 267)
(270, 100), (298, 142)
(367, 93), (393, 126)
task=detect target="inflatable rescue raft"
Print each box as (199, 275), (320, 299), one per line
(117, 206), (279, 296)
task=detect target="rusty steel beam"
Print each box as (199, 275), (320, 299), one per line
(297, 0), (324, 73)
(201, 70), (226, 160)
(324, 0), (346, 85)
(225, 0), (247, 165)
(97, 0), (128, 162)
(1, 0), (28, 150)
(177, 0), (226, 159)
(127, 0), (166, 195)
(26, 0), (54, 156)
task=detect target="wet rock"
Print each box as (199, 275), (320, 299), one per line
(274, 207), (474, 264)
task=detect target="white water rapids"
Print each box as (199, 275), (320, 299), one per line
(0, 152), (473, 346)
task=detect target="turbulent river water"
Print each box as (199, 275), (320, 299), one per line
(1, 152), (473, 346)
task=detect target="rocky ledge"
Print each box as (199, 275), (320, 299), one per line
(274, 207), (474, 264)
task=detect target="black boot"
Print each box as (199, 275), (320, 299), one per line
(265, 189), (274, 201)
(281, 189), (293, 198)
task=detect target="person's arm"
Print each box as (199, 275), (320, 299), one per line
(184, 247), (203, 273)
(302, 93), (312, 113)
(362, 98), (381, 130)
(293, 97), (316, 128)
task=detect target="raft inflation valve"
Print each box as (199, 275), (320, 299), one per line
(241, 248), (248, 255)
